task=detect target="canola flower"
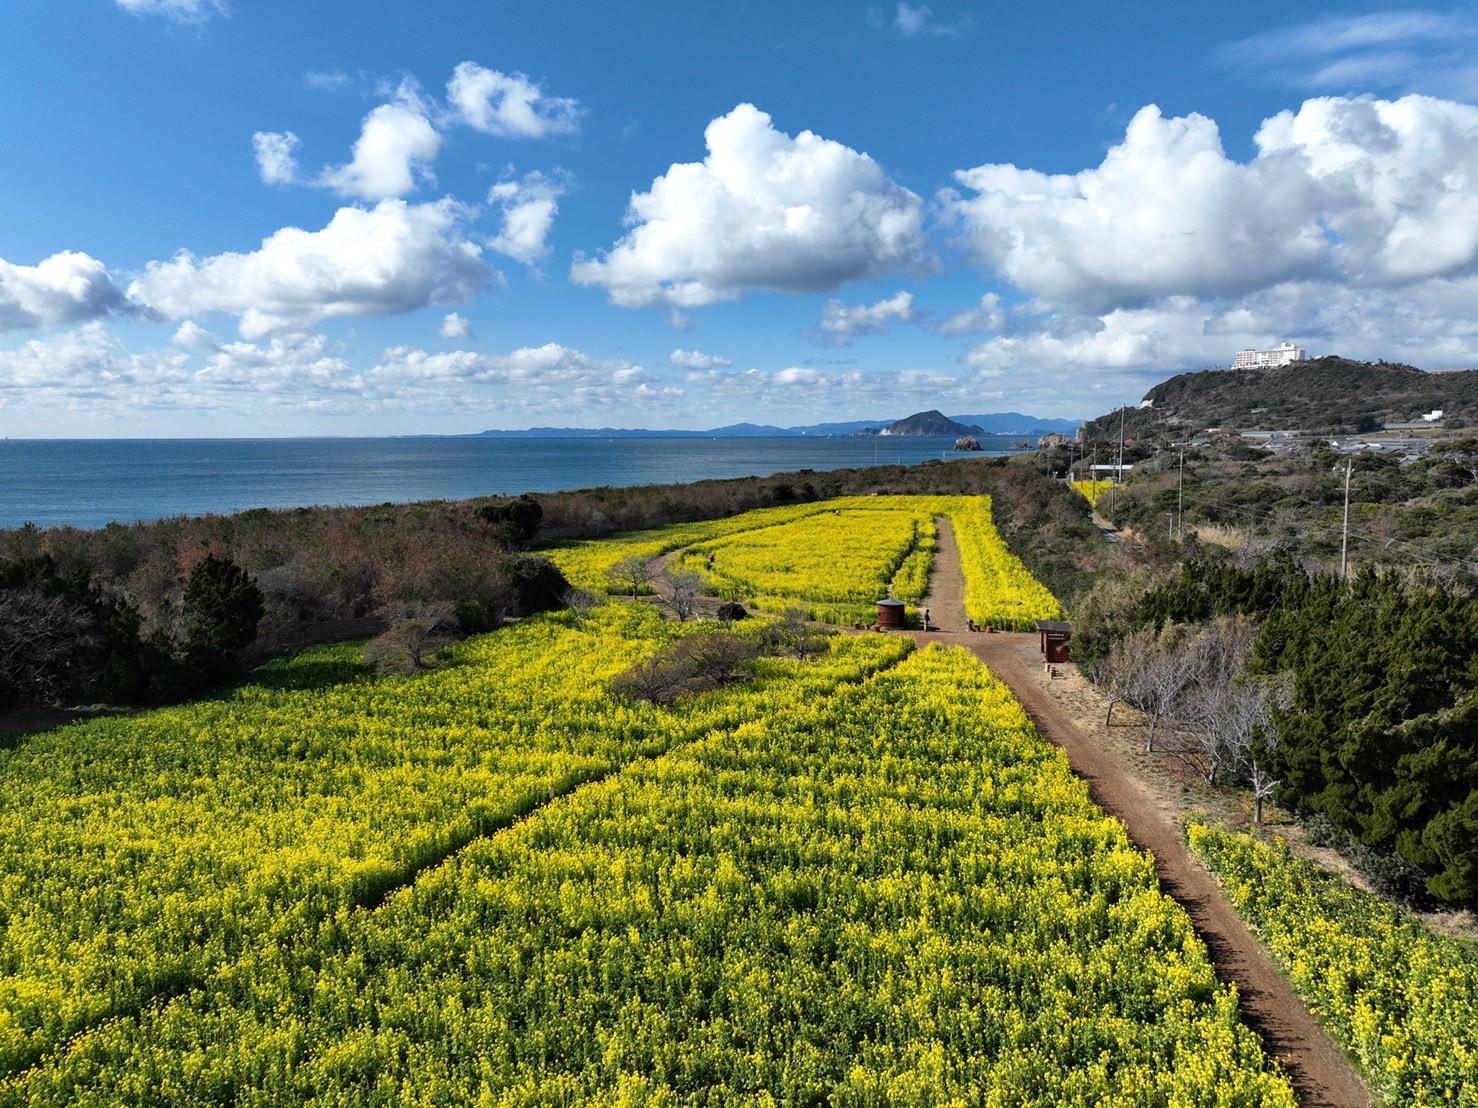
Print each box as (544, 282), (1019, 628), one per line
(1189, 824), (1478, 1107)
(677, 508), (937, 622)
(1071, 479), (1115, 510)
(6, 649), (1293, 1105)
(0, 606), (906, 1081)
(548, 495), (1060, 630)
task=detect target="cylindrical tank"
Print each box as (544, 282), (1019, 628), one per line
(876, 598), (906, 628)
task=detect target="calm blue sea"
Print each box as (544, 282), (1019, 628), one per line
(0, 435), (1030, 530)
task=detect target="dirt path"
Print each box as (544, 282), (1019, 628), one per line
(908, 526), (1371, 1108)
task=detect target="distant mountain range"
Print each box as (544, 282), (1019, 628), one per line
(472, 411), (1078, 438)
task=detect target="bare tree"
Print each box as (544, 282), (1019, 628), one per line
(1091, 625), (1156, 727)
(610, 655), (688, 704)
(1172, 618), (1257, 781)
(759, 607), (827, 660)
(667, 631), (762, 688)
(610, 631), (762, 704)
(606, 555), (656, 599)
(1135, 624), (1198, 754)
(365, 601), (455, 675)
(662, 570), (705, 622)
(1222, 673), (1294, 824)
(0, 589), (102, 705)
(561, 586), (600, 625)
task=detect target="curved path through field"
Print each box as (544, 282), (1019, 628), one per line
(911, 517), (1370, 1108)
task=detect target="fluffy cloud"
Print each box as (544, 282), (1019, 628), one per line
(0, 324), (192, 409)
(814, 290), (917, 343)
(944, 105), (1327, 311)
(683, 363), (987, 419)
(0, 251), (128, 332)
(439, 312), (473, 340)
(369, 342), (679, 413)
(255, 103), (441, 200)
(320, 103), (442, 200)
(446, 62), (582, 139)
(171, 320), (218, 350)
(944, 94), (1478, 313)
(128, 199), (495, 338)
(572, 103), (930, 308)
(114, 0), (227, 24)
(488, 170), (570, 265)
(252, 131), (301, 187)
(929, 292), (1004, 336)
(670, 347), (732, 370)
(195, 331), (356, 390)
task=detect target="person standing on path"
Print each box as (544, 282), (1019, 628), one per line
(922, 607), (931, 631)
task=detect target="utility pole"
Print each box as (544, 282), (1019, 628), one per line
(1177, 448), (1184, 541)
(1110, 406), (1125, 516)
(1340, 459), (1353, 580)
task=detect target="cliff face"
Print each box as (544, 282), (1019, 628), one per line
(881, 410), (984, 437)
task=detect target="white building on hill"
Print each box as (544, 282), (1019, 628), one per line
(1232, 342), (1307, 369)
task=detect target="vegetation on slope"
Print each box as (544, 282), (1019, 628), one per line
(1080, 357), (1478, 439)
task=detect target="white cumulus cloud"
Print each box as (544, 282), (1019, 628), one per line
(368, 343), (679, 415)
(572, 103), (930, 308)
(487, 170), (571, 265)
(0, 251), (128, 332)
(670, 347), (732, 370)
(945, 94), (1478, 314)
(128, 199), (495, 338)
(0, 324), (192, 409)
(252, 131), (301, 186)
(254, 101), (441, 201)
(320, 103), (442, 200)
(446, 62), (583, 139)
(439, 312), (474, 340)
(815, 290), (917, 343)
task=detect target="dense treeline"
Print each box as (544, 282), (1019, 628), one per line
(0, 550), (265, 708)
(1079, 556), (1478, 905)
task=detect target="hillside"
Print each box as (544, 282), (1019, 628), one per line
(1080, 357), (1478, 440)
(879, 410), (983, 437)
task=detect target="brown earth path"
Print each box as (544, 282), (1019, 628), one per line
(910, 517), (1371, 1108)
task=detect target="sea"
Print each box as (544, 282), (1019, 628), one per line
(0, 435), (1033, 530)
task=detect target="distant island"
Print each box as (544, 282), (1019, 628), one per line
(471, 410), (1078, 439)
(877, 410), (982, 437)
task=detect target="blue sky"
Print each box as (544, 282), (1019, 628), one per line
(4, 0), (1478, 435)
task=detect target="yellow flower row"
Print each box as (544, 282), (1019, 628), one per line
(0, 607), (906, 1082)
(546, 495), (1060, 630)
(1071, 479), (1115, 510)
(10, 649), (1293, 1104)
(1189, 824), (1478, 1106)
